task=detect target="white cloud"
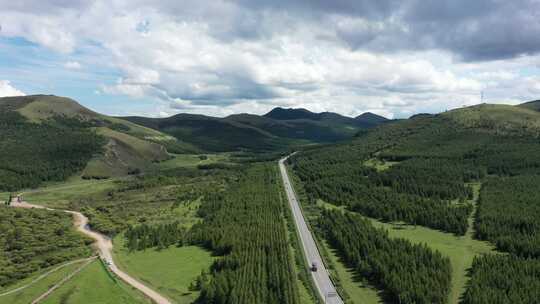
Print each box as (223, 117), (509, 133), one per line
(64, 61), (82, 69)
(0, 80), (25, 97)
(1, 0), (539, 118)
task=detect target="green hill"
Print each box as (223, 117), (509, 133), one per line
(442, 103), (540, 137)
(517, 99), (540, 112)
(0, 95), (176, 189)
(124, 114), (286, 152)
(124, 107), (388, 152)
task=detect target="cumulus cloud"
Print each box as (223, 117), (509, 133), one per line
(0, 80), (25, 97)
(0, 0), (539, 117)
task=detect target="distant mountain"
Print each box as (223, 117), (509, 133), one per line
(263, 107), (320, 121)
(125, 107), (389, 152)
(264, 107), (389, 127)
(0, 95), (176, 185)
(355, 112), (389, 128)
(125, 114), (285, 152)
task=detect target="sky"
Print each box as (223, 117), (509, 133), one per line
(1, 0), (540, 119)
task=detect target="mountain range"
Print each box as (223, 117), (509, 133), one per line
(2, 94), (539, 190)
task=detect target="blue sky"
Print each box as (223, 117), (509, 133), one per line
(0, 37), (164, 116)
(1, 0), (540, 118)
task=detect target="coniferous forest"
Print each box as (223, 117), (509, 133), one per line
(290, 113), (540, 304)
(320, 210), (452, 304)
(125, 221), (186, 251)
(189, 164), (299, 304)
(0, 110), (104, 191)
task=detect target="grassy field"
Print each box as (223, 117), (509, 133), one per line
(19, 178), (120, 209)
(158, 153), (230, 169)
(113, 235), (215, 304)
(369, 183), (495, 304)
(0, 261), (85, 304)
(369, 218), (494, 304)
(318, 183), (496, 304)
(41, 260), (150, 304)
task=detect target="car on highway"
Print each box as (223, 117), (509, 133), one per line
(311, 262), (318, 272)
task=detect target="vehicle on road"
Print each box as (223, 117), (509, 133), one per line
(311, 262), (318, 272)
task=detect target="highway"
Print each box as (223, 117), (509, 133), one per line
(279, 155), (343, 304)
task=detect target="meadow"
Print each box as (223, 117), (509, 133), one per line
(41, 260), (150, 304)
(114, 235), (215, 304)
(0, 261), (85, 304)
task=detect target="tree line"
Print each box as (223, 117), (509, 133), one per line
(460, 174), (540, 303)
(125, 221), (186, 251)
(319, 210), (452, 304)
(462, 255), (540, 304)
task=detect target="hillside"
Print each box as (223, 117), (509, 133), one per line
(0, 95), (174, 189)
(124, 107), (388, 152)
(288, 102), (540, 303)
(518, 99), (540, 112)
(442, 103), (540, 136)
(124, 114), (286, 152)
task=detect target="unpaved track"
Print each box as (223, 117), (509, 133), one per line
(31, 257), (95, 304)
(279, 155), (343, 304)
(0, 257), (94, 297)
(10, 201), (172, 304)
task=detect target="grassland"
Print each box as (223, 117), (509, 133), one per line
(369, 218), (494, 303)
(158, 153), (230, 169)
(41, 260), (150, 304)
(20, 177), (120, 209)
(113, 235), (215, 304)
(0, 260), (85, 304)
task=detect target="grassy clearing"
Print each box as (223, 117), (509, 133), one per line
(41, 260), (149, 304)
(20, 178), (120, 209)
(363, 158), (400, 171)
(0, 261), (84, 304)
(158, 153), (230, 169)
(369, 184), (495, 304)
(368, 219), (494, 304)
(113, 235), (215, 304)
(319, 183), (496, 304)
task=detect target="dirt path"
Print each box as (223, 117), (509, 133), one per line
(0, 257), (94, 297)
(10, 201), (172, 304)
(31, 257), (96, 304)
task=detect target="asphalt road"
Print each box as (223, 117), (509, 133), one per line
(279, 155), (343, 304)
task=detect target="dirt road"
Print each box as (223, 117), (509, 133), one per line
(10, 201), (172, 304)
